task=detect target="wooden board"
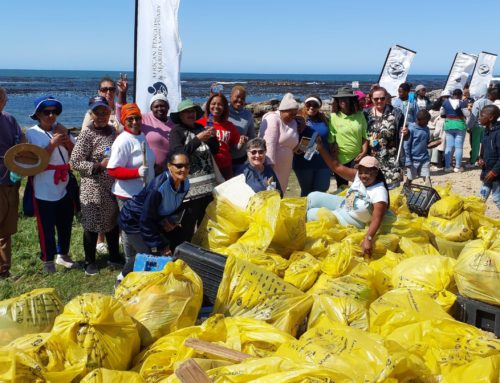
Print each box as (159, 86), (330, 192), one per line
(184, 338), (252, 363)
(175, 359), (212, 383)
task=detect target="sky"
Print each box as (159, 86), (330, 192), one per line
(1, 0), (499, 75)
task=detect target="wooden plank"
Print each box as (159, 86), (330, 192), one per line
(184, 338), (252, 363)
(175, 359), (212, 383)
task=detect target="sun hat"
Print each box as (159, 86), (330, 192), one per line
(354, 90), (366, 100)
(415, 84), (426, 92)
(332, 87), (357, 98)
(304, 95), (322, 107)
(149, 93), (169, 109)
(358, 156), (380, 169)
(120, 103), (142, 126)
(29, 96), (62, 120)
(169, 99), (203, 124)
(278, 93), (299, 111)
(88, 96), (110, 111)
(4, 143), (50, 176)
(440, 90), (451, 97)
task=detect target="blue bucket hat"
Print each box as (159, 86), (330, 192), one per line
(88, 95), (111, 111)
(30, 96), (63, 120)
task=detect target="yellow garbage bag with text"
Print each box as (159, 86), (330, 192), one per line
(441, 354), (500, 383)
(270, 197), (307, 257)
(368, 251), (410, 295)
(428, 195), (464, 219)
(320, 241), (361, 278)
(283, 251), (321, 291)
(379, 216), (430, 244)
(307, 295), (368, 331)
(399, 237), (440, 257)
(80, 368), (144, 383)
(424, 211), (474, 242)
(344, 232), (399, 259)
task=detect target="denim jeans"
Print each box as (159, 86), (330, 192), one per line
(294, 168), (331, 197)
(444, 129), (466, 169)
(306, 192), (363, 228)
(479, 181), (500, 210)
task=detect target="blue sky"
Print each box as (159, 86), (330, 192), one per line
(1, 0), (499, 74)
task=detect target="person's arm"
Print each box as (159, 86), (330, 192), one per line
(362, 201), (387, 258)
(139, 187), (170, 255)
(246, 113), (256, 139)
(260, 116), (279, 165)
(81, 111), (93, 130)
(117, 76), (128, 105)
(403, 130), (413, 166)
(354, 115), (369, 162)
(316, 137), (356, 182)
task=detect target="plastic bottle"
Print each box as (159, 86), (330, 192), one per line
(103, 146), (111, 159)
(479, 183), (492, 201)
(206, 114), (214, 129)
(304, 132), (318, 161)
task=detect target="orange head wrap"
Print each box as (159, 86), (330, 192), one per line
(120, 103), (142, 126)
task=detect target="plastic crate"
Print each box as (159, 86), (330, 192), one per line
(173, 242), (227, 307)
(402, 184), (440, 217)
(133, 254), (173, 272)
(453, 294), (500, 337)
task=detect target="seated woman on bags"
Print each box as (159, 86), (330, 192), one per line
(307, 138), (389, 257)
(235, 137), (283, 197)
(117, 149), (190, 280)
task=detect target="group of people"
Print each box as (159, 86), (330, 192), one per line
(1, 77), (500, 278)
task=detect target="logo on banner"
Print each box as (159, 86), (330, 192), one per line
(478, 64), (491, 76)
(148, 81), (168, 97)
(387, 61), (405, 79)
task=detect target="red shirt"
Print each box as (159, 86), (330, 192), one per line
(197, 117), (240, 169)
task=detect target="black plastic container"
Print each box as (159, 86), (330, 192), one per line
(402, 184), (441, 217)
(453, 294), (500, 337)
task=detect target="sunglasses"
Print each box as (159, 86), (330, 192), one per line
(305, 103), (319, 108)
(100, 87), (116, 92)
(41, 109), (59, 116)
(125, 116), (142, 123)
(249, 149), (265, 155)
(170, 163), (189, 169)
(373, 97), (386, 102)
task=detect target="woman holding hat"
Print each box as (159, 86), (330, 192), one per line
(117, 79), (173, 175)
(26, 95), (78, 273)
(169, 99), (220, 245)
(328, 87), (369, 189)
(107, 103), (155, 208)
(308, 139), (389, 257)
(70, 96), (123, 276)
(292, 95), (331, 196)
(258, 93), (300, 191)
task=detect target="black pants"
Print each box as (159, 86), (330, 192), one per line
(334, 160), (355, 188)
(34, 193), (73, 262)
(83, 225), (121, 266)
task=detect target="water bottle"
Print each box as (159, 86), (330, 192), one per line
(304, 132), (318, 161)
(206, 114), (214, 129)
(479, 183), (492, 201)
(103, 146), (111, 159)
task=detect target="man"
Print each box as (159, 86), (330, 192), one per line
(0, 88), (23, 278)
(415, 84), (431, 110)
(467, 87), (499, 167)
(392, 83), (418, 124)
(81, 76), (120, 131)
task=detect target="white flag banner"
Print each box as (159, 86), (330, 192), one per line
(135, 0), (182, 113)
(469, 51), (497, 99)
(378, 45), (417, 98)
(444, 52), (477, 93)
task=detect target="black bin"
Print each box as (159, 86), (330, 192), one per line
(453, 294), (500, 337)
(173, 242), (227, 306)
(402, 184), (440, 217)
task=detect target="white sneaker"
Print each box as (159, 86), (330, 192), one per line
(55, 254), (79, 269)
(454, 167), (464, 173)
(96, 242), (108, 255)
(430, 165), (443, 171)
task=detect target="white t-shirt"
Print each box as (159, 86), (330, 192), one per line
(340, 174), (388, 224)
(26, 125), (76, 201)
(107, 130), (155, 198)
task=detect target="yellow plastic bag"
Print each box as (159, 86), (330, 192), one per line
(80, 368), (144, 383)
(343, 232), (399, 259)
(389, 186), (412, 216)
(51, 293), (140, 373)
(424, 211), (474, 241)
(434, 236), (470, 259)
(463, 195), (487, 215)
(270, 197), (307, 257)
(276, 325), (392, 383)
(454, 228), (500, 305)
(214, 256), (313, 336)
(369, 288), (453, 337)
(115, 259), (203, 346)
(283, 251), (321, 291)
(380, 216), (430, 244)
(307, 295), (368, 331)
(227, 251), (289, 277)
(368, 251), (410, 295)
(0, 288), (63, 346)
(0, 348), (46, 382)
(320, 241), (361, 278)
(441, 354), (500, 383)
(399, 237), (440, 257)
(428, 195), (464, 219)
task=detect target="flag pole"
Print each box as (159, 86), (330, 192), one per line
(133, 0), (139, 103)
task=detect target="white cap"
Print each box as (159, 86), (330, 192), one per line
(149, 93), (169, 108)
(278, 93), (299, 111)
(440, 90), (451, 97)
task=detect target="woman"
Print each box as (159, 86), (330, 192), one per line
(229, 85), (256, 173)
(81, 76), (120, 131)
(107, 103), (155, 209)
(292, 95), (331, 196)
(197, 93), (242, 180)
(26, 96), (78, 273)
(441, 89), (468, 172)
(259, 93), (300, 191)
(118, 150), (190, 278)
(307, 142), (389, 257)
(328, 87), (369, 189)
(364, 86), (404, 189)
(117, 79), (173, 175)
(236, 137), (283, 196)
(70, 96), (122, 276)
(169, 99), (220, 246)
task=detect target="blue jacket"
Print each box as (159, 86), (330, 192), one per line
(404, 123), (430, 165)
(119, 171), (189, 252)
(237, 162), (283, 197)
(481, 122), (500, 181)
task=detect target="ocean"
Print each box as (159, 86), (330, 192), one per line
(0, 69), (449, 127)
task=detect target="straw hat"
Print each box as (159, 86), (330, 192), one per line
(4, 143), (49, 176)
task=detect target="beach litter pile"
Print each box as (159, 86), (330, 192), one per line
(0, 184), (499, 382)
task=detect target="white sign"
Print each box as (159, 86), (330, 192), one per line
(444, 52), (477, 93)
(378, 45), (417, 98)
(469, 52), (497, 99)
(135, 0), (182, 113)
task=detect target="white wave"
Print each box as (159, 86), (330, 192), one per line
(216, 81), (248, 85)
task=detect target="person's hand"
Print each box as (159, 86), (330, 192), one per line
(138, 165), (148, 177)
(315, 135), (323, 150)
(401, 126), (409, 136)
(117, 77), (129, 95)
(239, 135), (249, 145)
(50, 132), (67, 147)
(161, 247), (172, 256)
(161, 220), (178, 232)
(362, 236), (373, 259)
(293, 143), (303, 154)
(100, 158), (109, 168)
(484, 171), (496, 184)
(477, 158), (485, 168)
(196, 129), (212, 142)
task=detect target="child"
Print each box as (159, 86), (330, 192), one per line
(404, 110), (432, 186)
(477, 105), (500, 209)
